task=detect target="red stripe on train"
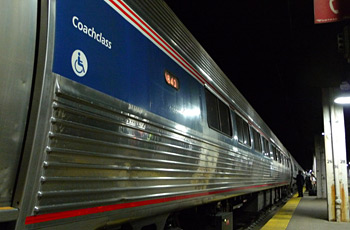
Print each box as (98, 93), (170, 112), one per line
(106, 0), (238, 118)
(107, 0), (206, 85)
(25, 182), (288, 225)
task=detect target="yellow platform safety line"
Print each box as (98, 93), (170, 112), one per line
(0, 207), (16, 210)
(261, 192), (302, 230)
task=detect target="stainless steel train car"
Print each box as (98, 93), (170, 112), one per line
(0, 0), (303, 229)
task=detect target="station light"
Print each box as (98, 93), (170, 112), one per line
(334, 95), (350, 104)
(334, 81), (350, 104)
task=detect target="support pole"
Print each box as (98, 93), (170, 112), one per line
(322, 88), (349, 222)
(314, 135), (327, 198)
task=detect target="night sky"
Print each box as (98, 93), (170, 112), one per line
(163, 0), (350, 169)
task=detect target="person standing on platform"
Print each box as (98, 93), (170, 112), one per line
(305, 171), (312, 191)
(294, 170), (305, 197)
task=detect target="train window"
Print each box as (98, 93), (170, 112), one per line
(262, 137), (270, 158)
(277, 150), (281, 163)
(275, 149), (278, 161)
(205, 89), (232, 136)
(218, 100), (232, 135)
(205, 89), (220, 130)
(252, 128), (262, 153)
(235, 113), (251, 146)
(271, 145), (277, 161)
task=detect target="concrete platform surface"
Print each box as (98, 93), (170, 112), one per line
(261, 191), (350, 230)
(286, 195), (350, 230)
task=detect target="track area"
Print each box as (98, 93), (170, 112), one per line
(162, 189), (293, 230)
(249, 194), (299, 230)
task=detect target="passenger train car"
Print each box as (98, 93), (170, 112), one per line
(0, 0), (303, 229)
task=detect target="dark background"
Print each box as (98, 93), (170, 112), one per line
(163, 0), (350, 169)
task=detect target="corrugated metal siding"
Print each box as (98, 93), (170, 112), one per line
(33, 77), (283, 214)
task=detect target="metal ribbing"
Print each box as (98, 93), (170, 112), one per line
(33, 81), (279, 214)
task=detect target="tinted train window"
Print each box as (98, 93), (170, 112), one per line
(284, 156), (288, 166)
(235, 113), (251, 146)
(252, 128), (262, 152)
(218, 100), (231, 135)
(206, 89), (220, 130)
(271, 145), (277, 161)
(262, 137), (270, 158)
(205, 89), (232, 136)
(277, 150), (281, 163)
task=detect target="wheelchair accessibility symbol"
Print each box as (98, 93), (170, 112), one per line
(71, 49), (88, 77)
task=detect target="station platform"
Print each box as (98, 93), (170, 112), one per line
(261, 191), (350, 230)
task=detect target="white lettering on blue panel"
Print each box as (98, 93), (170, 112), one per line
(72, 16), (112, 49)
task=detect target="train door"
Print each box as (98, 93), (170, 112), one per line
(0, 0), (38, 225)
